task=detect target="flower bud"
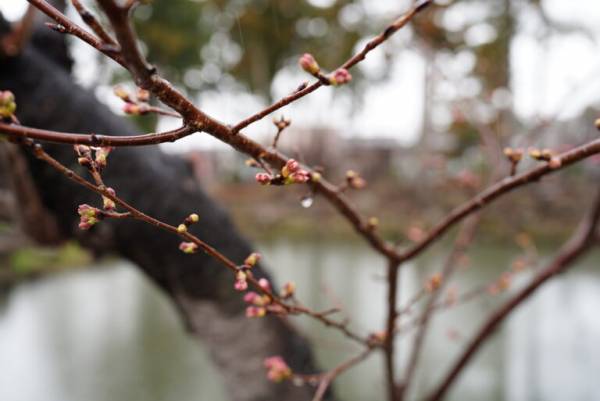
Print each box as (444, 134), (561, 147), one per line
(255, 173), (272, 185)
(264, 356), (292, 382)
(234, 271), (248, 291)
(179, 242), (198, 254)
(330, 68), (352, 86)
(113, 85), (130, 102)
(0, 91), (16, 118)
(77, 204), (100, 230)
(246, 306), (267, 318)
(425, 273), (442, 292)
(136, 88), (150, 103)
(244, 252), (261, 267)
(258, 278), (271, 292)
(548, 157), (562, 170)
(280, 282), (296, 298)
(281, 159), (300, 178)
(95, 147), (113, 169)
(299, 53), (320, 75)
(177, 224), (187, 234)
(123, 103), (140, 115)
(102, 188), (116, 211)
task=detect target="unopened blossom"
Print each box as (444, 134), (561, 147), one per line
(234, 270), (248, 291)
(281, 159), (300, 178)
(258, 277), (271, 292)
(299, 53), (320, 75)
(425, 273), (442, 292)
(246, 306), (267, 318)
(290, 170), (310, 184)
(243, 291), (260, 304)
(113, 85), (130, 102)
(94, 147), (113, 169)
(346, 170), (367, 189)
(244, 252), (261, 267)
(280, 282), (296, 298)
(255, 173), (272, 185)
(102, 187), (116, 211)
(77, 204), (100, 230)
(0, 91), (16, 118)
(264, 356), (292, 383)
(330, 68), (352, 86)
(179, 241), (198, 254)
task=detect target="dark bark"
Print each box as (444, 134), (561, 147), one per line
(0, 16), (327, 401)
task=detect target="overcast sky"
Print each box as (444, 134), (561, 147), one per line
(1, 0), (600, 151)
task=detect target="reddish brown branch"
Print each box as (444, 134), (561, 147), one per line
(231, 0), (431, 133)
(427, 190), (600, 401)
(397, 138), (600, 264)
(71, 0), (117, 46)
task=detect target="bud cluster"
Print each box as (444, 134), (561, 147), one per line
(77, 204), (101, 230)
(264, 356), (292, 383)
(177, 213), (200, 234)
(74, 144), (113, 172)
(298, 53), (353, 86)
(255, 159), (312, 186)
(233, 252), (262, 292)
(115, 86), (152, 116)
(529, 147), (561, 169)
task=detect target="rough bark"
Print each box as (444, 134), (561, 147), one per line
(0, 16), (327, 401)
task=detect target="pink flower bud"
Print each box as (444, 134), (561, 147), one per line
(264, 356), (292, 382)
(102, 188), (116, 211)
(246, 306), (267, 318)
(123, 103), (140, 115)
(290, 170), (310, 184)
(234, 271), (248, 291)
(299, 53), (320, 75)
(282, 159), (300, 178)
(77, 204), (100, 230)
(258, 278), (271, 292)
(330, 68), (352, 86)
(243, 291), (260, 304)
(255, 173), (272, 185)
(179, 242), (198, 254)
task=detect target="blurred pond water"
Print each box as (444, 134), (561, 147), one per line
(0, 241), (599, 401)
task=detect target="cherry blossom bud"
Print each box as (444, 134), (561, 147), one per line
(425, 273), (442, 292)
(548, 157), (562, 169)
(330, 68), (352, 86)
(188, 213), (200, 223)
(0, 91), (16, 118)
(503, 147), (523, 163)
(246, 306), (267, 318)
(94, 147), (113, 169)
(299, 53), (320, 75)
(102, 188), (116, 211)
(179, 242), (198, 254)
(367, 217), (379, 230)
(177, 224), (187, 234)
(244, 252), (261, 267)
(290, 171), (310, 184)
(77, 204), (100, 230)
(346, 170), (367, 189)
(123, 103), (141, 115)
(255, 173), (272, 185)
(258, 278), (271, 292)
(311, 172), (322, 183)
(235, 271), (248, 291)
(264, 356), (292, 383)
(280, 282), (296, 298)
(281, 159), (300, 177)
(136, 88), (150, 103)
(113, 85), (131, 102)
(243, 291), (260, 304)
(245, 158), (260, 168)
